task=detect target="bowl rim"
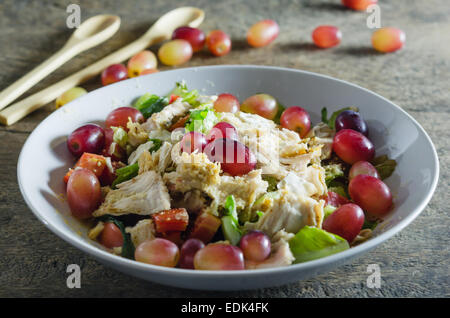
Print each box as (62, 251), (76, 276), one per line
(17, 64), (440, 277)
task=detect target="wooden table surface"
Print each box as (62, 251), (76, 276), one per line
(0, 0), (448, 297)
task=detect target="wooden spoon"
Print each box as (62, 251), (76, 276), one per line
(0, 14), (121, 111)
(0, 7), (205, 126)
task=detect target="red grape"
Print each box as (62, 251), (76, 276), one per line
(66, 168), (101, 219)
(194, 243), (245, 270)
(312, 25), (342, 49)
(105, 107), (144, 130)
(206, 30), (231, 57)
(349, 161), (379, 180)
(342, 0), (378, 11)
(280, 106), (311, 138)
(101, 64), (128, 86)
(158, 39), (193, 66)
(67, 124), (105, 157)
(240, 94), (278, 120)
(372, 27), (406, 53)
(135, 238), (180, 267)
(349, 175), (393, 216)
(127, 50), (157, 78)
(239, 230), (271, 262)
(204, 138), (256, 176)
(213, 93), (240, 113)
(323, 203), (365, 243)
(247, 19), (279, 48)
(206, 122), (238, 142)
(333, 129), (375, 164)
(99, 222), (124, 248)
(172, 26), (206, 52)
(179, 238), (205, 269)
(335, 110), (368, 136)
(180, 131), (208, 154)
(101, 127), (125, 161)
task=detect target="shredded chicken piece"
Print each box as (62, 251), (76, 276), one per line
(88, 221), (104, 240)
(127, 119), (149, 147)
(245, 189), (325, 237)
(125, 219), (156, 247)
(93, 170), (171, 217)
(164, 152), (268, 213)
(220, 112), (321, 178)
(171, 190), (208, 214)
(307, 122), (335, 160)
(246, 230), (295, 269)
(128, 140), (153, 165)
(278, 166), (327, 198)
(163, 152), (221, 193)
(138, 151), (154, 174)
(132, 141), (173, 174)
(142, 99), (192, 131)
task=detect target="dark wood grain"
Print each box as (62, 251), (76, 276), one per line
(0, 0), (448, 297)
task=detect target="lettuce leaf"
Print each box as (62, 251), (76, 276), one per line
(289, 226), (349, 263)
(323, 205), (337, 220)
(185, 106), (218, 134)
(111, 126), (128, 149)
(169, 81), (200, 106)
(134, 93), (169, 119)
(221, 195), (242, 245)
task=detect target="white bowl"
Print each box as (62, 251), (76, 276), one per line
(18, 65), (439, 290)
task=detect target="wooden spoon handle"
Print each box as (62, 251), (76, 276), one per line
(0, 32), (161, 126)
(0, 46), (82, 111)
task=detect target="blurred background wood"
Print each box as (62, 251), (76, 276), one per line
(0, 0), (448, 297)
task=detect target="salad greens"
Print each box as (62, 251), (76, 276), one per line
(149, 138), (163, 153)
(372, 155), (397, 180)
(169, 81), (200, 106)
(185, 106), (219, 134)
(134, 93), (169, 119)
(111, 126), (128, 149)
(111, 163), (139, 189)
(327, 179), (349, 198)
(221, 195), (242, 245)
(324, 163), (345, 186)
(323, 205), (337, 219)
(289, 226), (349, 263)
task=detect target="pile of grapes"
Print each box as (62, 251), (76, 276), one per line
(55, 0), (405, 109)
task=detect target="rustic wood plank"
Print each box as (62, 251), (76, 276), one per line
(0, 0), (448, 297)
